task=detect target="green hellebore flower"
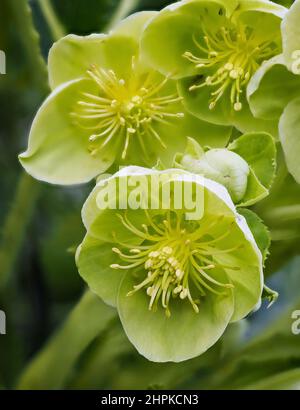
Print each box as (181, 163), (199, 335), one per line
(141, 0), (286, 133)
(77, 166), (263, 362)
(247, 0), (300, 183)
(19, 12), (231, 185)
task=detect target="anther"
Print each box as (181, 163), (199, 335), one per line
(234, 102), (242, 111)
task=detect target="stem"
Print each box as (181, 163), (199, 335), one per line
(104, 0), (139, 32)
(0, 0), (65, 291)
(17, 291), (116, 389)
(8, 0), (48, 93)
(0, 175), (40, 290)
(37, 0), (66, 41)
(0, 0), (50, 291)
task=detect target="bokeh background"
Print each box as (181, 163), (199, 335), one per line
(0, 0), (299, 390)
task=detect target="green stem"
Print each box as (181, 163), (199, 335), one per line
(0, 0), (48, 291)
(17, 291), (116, 389)
(8, 0), (48, 92)
(0, 174), (40, 290)
(104, 0), (139, 31)
(0, 0), (65, 291)
(37, 0), (66, 41)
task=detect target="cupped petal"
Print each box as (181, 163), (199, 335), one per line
(179, 75), (279, 136)
(179, 173), (263, 320)
(247, 55), (300, 120)
(209, 212), (263, 322)
(82, 167), (168, 240)
(234, 0), (286, 40)
(232, 103), (279, 137)
(48, 34), (138, 89)
(77, 235), (125, 307)
(141, 0), (232, 79)
(19, 79), (117, 185)
(235, 0), (287, 18)
(178, 76), (233, 126)
(169, 174), (264, 320)
(282, 0), (300, 71)
(112, 11), (158, 39)
(117, 268), (234, 362)
(279, 96), (300, 184)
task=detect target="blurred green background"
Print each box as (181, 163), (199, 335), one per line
(0, 0), (299, 390)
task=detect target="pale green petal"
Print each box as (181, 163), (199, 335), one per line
(112, 11), (158, 39)
(141, 0), (233, 79)
(77, 235), (125, 307)
(247, 55), (300, 120)
(48, 34), (138, 89)
(178, 76), (233, 126)
(279, 96), (300, 184)
(234, 0), (286, 41)
(236, 0), (286, 18)
(179, 76), (278, 135)
(282, 0), (300, 71)
(117, 268), (234, 362)
(212, 212), (263, 322)
(19, 79), (117, 185)
(232, 102), (279, 137)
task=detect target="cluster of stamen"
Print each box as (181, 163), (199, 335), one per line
(183, 23), (279, 111)
(111, 211), (241, 317)
(71, 58), (184, 159)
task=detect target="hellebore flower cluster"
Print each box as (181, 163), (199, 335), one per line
(19, 12), (230, 185)
(19, 0), (288, 362)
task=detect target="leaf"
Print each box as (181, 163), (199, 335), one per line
(262, 284), (279, 308)
(279, 96), (300, 184)
(242, 368), (300, 390)
(229, 132), (277, 190)
(18, 291), (116, 389)
(237, 168), (269, 207)
(238, 208), (271, 262)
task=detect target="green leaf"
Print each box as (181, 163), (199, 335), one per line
(237, 168), (268, 207)
(279, 97), (300, 184)
(243, 368), (300, 390)
(262, 284), (279, 308)
(228, 132), (277, 190)
(238, 208), (271, 262)
(18, 291), (116, 389)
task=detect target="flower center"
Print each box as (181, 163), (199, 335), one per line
(183, 23), (279, 111)
(111, 211), (240, 317)
(71, 59), (184, 159)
